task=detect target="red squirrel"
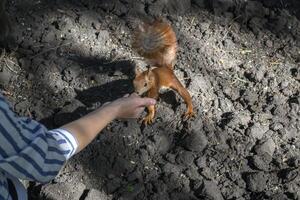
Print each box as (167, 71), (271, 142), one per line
(132, 19), (195, 125)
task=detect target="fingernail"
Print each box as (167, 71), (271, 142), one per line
(151, 99), (156, 104)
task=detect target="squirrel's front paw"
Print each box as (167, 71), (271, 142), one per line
(183, 110), (196, 120)
(140, 114), (154, 125)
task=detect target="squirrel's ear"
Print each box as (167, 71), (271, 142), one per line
(135, 66), (142, 76)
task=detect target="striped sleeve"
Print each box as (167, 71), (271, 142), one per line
(0, 94), (78, 183)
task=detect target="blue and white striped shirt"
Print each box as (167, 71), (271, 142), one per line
(0, 93), (78, 200)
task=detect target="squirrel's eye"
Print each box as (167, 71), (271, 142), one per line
(144, 83), (148, 87)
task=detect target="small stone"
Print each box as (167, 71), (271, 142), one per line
(195, 180), (224, 200)
(176, 150), (195, 167)
(138, 149), (149, 163)
(245, 172), (267, 192)
(106, 178), (122, 193)
(281, 168), (299, 183)
(185, 165), (201, 180)
(85, 189), (112, 200)
(223, 86), (240, 100)
(165, 153), (176, 163)
(250, 155), (270, 171)
(265, 40), (273, 48)
(287, 157), (300, 167)
(282, 127), (298, 139)
(255, 65), (266, 81)
(41, 182), (86, 200)
(152, 134), (172, 154)
(248, 123), (269, 139)
(146, 143), (155, 156)
(113, 70), (122, 76)
(200, 167), (214, 180)
(182, 131), (207, 152)
(237, 111), (252, 126)
(127, 170), (142, 182)
(280, 80), (289, 89)
(113, 157), (135, 175)
(0, 66), (13, 87)
(241, 90), (258, 105)
(270, 122), (284, 131)
(269, 193), (289, 200)
(107, 174), (115, 179)
(219, 98), (234, 112)
(163, 163), (182, 176)
(254, 138), (276, 157)
(196, 157), (206, 168)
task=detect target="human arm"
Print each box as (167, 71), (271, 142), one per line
(0, 92), (155, 183)
(61, 93), (156, 153)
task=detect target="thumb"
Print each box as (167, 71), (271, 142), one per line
(138, 97), (156, 107)
(103, 101), (111, 106)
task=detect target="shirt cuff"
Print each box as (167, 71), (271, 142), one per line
(48, 128), (79, 160)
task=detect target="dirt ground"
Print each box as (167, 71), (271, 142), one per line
(0, 0), (300, 199)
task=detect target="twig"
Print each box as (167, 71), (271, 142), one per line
(30, 42), (71, 59)
(0, 49), (6, 61)
(269, 61), (281, 65)
(222, 15), (241, 41)
(179, 77), (191, 81)
(103, 56), (144, 64)
(235, 76), (248, 83)
(240, 49), (252, 55)
(188, 16), (196, 30)
(1, 90), (12, 96)
(6, 59), (21, 71)
(4, 60), (18, 74)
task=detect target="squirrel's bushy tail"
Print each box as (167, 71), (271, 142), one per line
(132, 19), (177, 69)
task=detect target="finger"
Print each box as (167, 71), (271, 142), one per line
(130, 93), (139, 97)
(137, 98), (156, 106)
(103, 101), (111, 106)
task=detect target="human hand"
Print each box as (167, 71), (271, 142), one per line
(104, 93), (156, 119)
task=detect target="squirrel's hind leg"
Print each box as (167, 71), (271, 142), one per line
(170, 77), (195, 119)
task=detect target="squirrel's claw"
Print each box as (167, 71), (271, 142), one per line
(183, 110), (196, 120)
(140, 115), (154, 125)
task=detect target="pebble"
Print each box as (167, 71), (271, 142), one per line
(182, 131), (208, 153)
(248, 123), (269, 140)
(85, 189), (112, 200)
(163, 163), (182, 176)
(250, 155), (270, 171)
(270, 122), (284, 131)
(254, 138), (276, 157)
(0, 66), (13, 86)
(245, 172), (267, 192)
(196, 180), (224, 200)
(265, 39), (273, 48)
(152, 134), (172, 154)
(176, 150), (195, 167)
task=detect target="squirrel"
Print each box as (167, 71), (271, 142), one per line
(132, 19), (195, 125)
